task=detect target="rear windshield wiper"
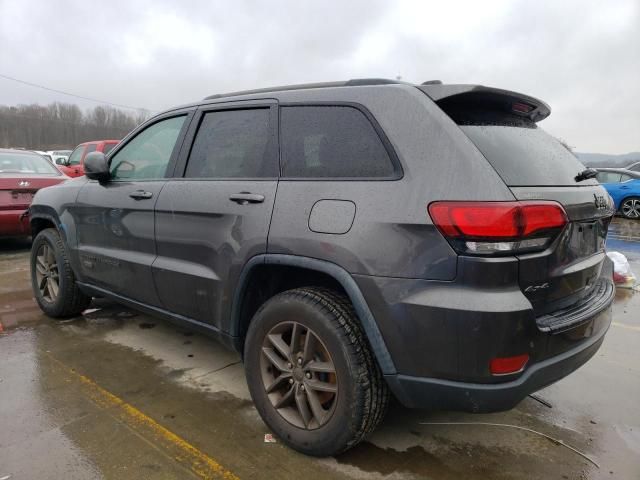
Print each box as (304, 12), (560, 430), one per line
(575, 168), (598, 182)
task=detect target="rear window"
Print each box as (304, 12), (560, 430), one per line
(0, 152), (61, 175)
(280, 106), (396, 178)
(460, 123), (596, 187)
(103, 143), (117, 155)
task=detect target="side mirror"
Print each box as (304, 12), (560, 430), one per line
(84, 152), (110, 182)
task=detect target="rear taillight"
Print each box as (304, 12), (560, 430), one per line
(428, 201), (568, 255)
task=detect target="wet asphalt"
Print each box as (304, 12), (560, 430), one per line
(1, 218), (639, 480)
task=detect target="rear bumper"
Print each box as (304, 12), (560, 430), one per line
(0, 209), (30, 237)
(385, 306), (610, 412)
(354, 255), (614, 412)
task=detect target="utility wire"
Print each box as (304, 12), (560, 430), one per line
(0, 72), (155, 112)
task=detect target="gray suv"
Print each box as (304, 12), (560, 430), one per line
(28, 79), (615, 456)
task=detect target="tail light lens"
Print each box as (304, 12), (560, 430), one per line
(428, 201), (568, 255)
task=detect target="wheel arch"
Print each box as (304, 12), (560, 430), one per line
(231, 254), (397, 375)
(29, 207), (61, 237)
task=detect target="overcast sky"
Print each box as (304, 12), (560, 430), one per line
(0, 0), (638, 153)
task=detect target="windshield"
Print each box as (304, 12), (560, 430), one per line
(461, 124), (598, 187)
(0, 152), (62, 175)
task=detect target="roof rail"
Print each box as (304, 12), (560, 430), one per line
(204, 78), (409, 100)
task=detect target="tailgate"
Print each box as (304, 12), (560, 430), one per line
(512, 186), (612, 315)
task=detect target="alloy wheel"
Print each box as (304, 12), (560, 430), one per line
(35, 243), (59, 302)
(622, 199), (640, 219)
(260, 321), (338, 430)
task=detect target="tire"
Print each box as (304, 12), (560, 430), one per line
(30, 228), (91, 318)
(244, 287), (389, 456)
(620, 197), (640, 219)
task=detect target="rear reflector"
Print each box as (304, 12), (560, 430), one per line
(428, 201), (568, 255)
(490, 354), (529, 375)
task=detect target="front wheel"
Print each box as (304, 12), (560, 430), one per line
(621, 197), (640, 219)
(30, 228), (91, 317)
(244, 287), (389, 456)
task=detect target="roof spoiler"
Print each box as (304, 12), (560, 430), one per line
(419, 84), (551, 122)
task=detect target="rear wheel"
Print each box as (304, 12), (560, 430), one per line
(244, 287), (389, 456)
(31, 228), (91, 317)
(621, 197), (640, 219)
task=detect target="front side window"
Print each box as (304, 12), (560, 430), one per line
(185, 108), (275, 178)
(85, 144), (97, 155)
(109, 116), (186, 180)
(596, 172), (622, 183)
(280, 106), (396, 178)
(67, 146), (85, 166)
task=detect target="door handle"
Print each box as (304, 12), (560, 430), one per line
(129, 190), (154, 200)
(229, 192), (265, 204)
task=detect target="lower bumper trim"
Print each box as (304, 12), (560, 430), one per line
(385, 316), (609, 412)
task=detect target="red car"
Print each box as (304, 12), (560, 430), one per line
(57, 140), (119, 177)
(0, 149), (68, 238)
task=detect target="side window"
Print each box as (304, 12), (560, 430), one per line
(67, 146), (85, 166)
(85, 144), (97, 156)
(102, 143), (117, 155)
(280, 106), (396, 178)
(620, 174), (633, 182)
(185, 108), (275, 178)
(109, 116), (186, 180)
(597, 172), (621, 183)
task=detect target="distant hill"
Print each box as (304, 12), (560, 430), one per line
(576, 152), (640, 168)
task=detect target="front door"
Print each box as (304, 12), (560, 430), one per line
(60, 144), (86, 177)
(74, 112), (192, 306)
(153, 102), (279, 329)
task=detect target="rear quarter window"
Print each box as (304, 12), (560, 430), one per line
(280, 105), (397, 178)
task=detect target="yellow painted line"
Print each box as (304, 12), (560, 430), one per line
(45, 353), (240, 480)
(612, 321), (640, 332)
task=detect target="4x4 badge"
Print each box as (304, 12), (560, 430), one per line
(594, 194), (608, 210)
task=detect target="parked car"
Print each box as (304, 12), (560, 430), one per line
(28, 79), (615, 456)
(58, 140), (119, 177)
(0, 149), (68, 238)
(47, 150), (73, 165)
(595, 168), (640, 218)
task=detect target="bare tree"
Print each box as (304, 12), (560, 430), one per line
(0, 102), (149, 150)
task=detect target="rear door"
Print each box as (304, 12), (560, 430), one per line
(74, 111), (192, 306)
(152, 101), (279, 328)
(430, 91), (613, 315)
